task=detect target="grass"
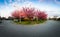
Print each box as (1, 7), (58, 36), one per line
(14, 20), (46, 25)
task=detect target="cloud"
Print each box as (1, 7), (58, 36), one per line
(0, 5), (16, 18)
(33, 4), (60, 16)
(0, 0), (34, 18)
(54, 0), (60, 4)
(0, 0), (60, 18)
(38, 0), (45, 2)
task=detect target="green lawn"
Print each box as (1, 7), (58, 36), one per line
(14, 20), (46, 25)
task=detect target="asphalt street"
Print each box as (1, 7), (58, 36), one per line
(0, 20), (60, 37)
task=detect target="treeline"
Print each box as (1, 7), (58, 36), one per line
(0, 16), (13, 20)
(49, 16), (60, 21)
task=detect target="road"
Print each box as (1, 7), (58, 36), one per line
(0, 20), (60, 37)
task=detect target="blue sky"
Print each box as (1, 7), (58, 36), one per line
(0, 0), (60, 18)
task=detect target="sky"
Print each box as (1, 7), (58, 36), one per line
(0, 0), (60, 18)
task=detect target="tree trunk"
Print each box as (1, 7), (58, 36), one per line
(20, 18), (21, 23)
(36, 17), (38, 22)
(18, 19), (20, 22)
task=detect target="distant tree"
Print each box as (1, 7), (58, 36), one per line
(0, 16), (2, 20)
(0, 16), (2, 23)
(53, 16), (58, 20)
(49, 17), (52, 20)
(57, 18), (60, 20)
(0, 16), (1, 19)
(7, 16), (13, 20)
(1, 17), (6, 20)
